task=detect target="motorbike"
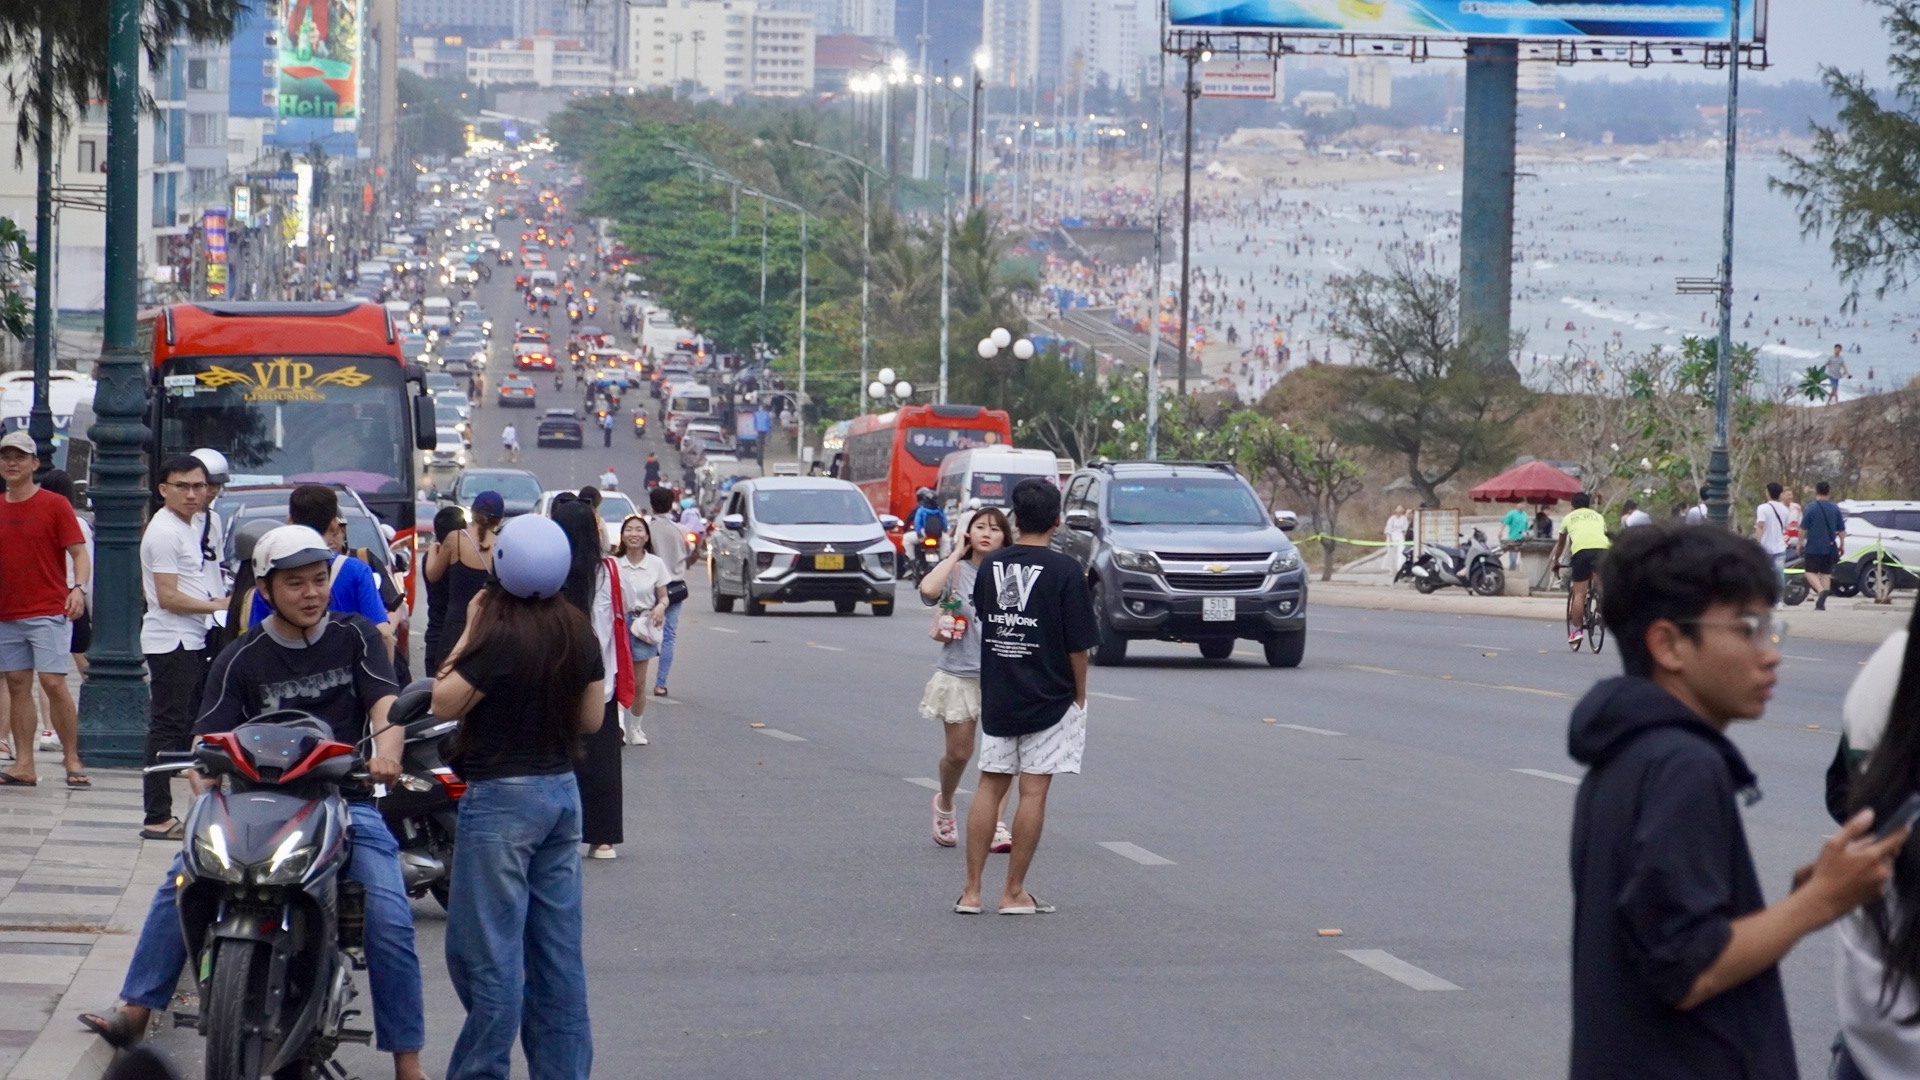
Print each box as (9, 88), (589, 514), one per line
(633, 412), (648, 438)
(901, 532), (941, 584)
(1394, 528), (1506, 597)
(379, 679), (463, 911)
(147, 712), (373, 1080)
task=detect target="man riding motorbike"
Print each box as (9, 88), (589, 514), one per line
(907, 488), (947, 578)
(79, 526), (428, 1080)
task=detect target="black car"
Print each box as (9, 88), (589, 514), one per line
(1053, 460), (1307, 668)
(536, 408), (585, 448)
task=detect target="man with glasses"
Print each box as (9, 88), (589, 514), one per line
(0, 431), (90, 788)
(1565, 524), (1901, 1079)
(138, 456), (228, 836)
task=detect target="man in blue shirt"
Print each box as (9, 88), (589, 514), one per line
(247, 485), (394, 657)
(1801, 480), (1848, 610)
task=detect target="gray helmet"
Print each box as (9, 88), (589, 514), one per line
(231, 517), (282, 571)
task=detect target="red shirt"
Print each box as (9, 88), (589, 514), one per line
(0, 488), (85, 620)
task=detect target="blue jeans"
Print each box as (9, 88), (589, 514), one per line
(445, 774), (591, 1080)
(120, 801), (425, 1054)
(653, 598), (682, 689)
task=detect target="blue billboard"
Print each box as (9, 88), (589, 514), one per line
(1169, 0), (1765, 40)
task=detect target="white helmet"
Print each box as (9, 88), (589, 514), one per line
(251, 525), (332, 581)
(190, 448), (230, 486)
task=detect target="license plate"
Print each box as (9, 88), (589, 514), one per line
(814, 554), (845, 571)
(1203, 597), (1235, 622)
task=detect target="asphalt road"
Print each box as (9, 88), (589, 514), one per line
(147, 225), (1889, 1078)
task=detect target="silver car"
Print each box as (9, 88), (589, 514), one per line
(707, 478), (898, 616)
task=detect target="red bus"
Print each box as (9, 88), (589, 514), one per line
(143, 301), (436, 597)
(840, 404), (1013, 526)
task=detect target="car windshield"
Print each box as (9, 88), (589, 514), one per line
(1107, 477), (1267, 526)
(752, 488), (875, 526)
(598, 494), (636, 522)
(461, 473), (542, 502)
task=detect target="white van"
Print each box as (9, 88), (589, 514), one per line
(934, 446), (1063, 516)
(529, 269), (558, 289)
(642, 314), (695, 357)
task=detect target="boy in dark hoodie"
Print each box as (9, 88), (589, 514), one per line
(1568, 524), (1905, 1080)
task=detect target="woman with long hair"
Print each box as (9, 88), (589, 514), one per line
(551, 495), (627, 859)
(611, 515), (669, 747)
(1834, 601), (1920, 1078)
(916, 508), (1015, 850)
(421, 504), (469, 676)
(431, 514), (603, 1080)
(427, 491), (503, 670)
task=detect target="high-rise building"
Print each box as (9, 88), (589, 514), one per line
(467, 34), (618, 88)
(625, 0), (817, 98)
(400, 0), (516, 42)
(1064, 0), (1137, 96)
(980, 0), (1039, 86)
(840, 0), (894, 39)
(1348, 58), (1390, 109)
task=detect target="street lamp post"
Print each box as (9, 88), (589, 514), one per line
(793, 140), (878, 414)
(28, 32), (56, 475)
(79, 0), (154, 765)
(1175, 46), (1208, 398)
(743, 188), (810, 455)
(1706, 3), (1743, 527)
(967, 49), (988, 208)
(670, 33), (682, 98)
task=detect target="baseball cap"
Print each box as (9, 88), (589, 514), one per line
(251, 525), (333, 579)
(471, 490), (505, 518)
(0, 431), (38, 456)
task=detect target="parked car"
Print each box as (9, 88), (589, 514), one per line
(707, 477), (897, 616)
(1052, 460), (1307, 668)
(497, 376), (539, 408)
(534, 489), (639, 549)
(1831, 500), (1920, 599)
(447, 469), (543, 517)
(429, 428), (469, 469)
(536, 408), (585, 448)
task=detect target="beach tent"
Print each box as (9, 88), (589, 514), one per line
(1469, 461), (1583, 506)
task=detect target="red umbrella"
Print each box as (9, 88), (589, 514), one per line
(1469, 461), (1583, 505)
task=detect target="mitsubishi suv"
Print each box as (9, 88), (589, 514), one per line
(1053, 461), (1307, 667)
(708, 477), (899, 616)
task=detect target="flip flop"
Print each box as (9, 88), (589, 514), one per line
(138, 820), (183, 841)
(65, 773), (91, 788)
(78, 1008), (147, 1049)
(653, 686), (668, 697)
(0, 772), (36, 787)
(997, 895), (1056, 916)
(952, 897), (982, 915)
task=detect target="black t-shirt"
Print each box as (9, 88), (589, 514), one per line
(449, 642), (605, 781)
(974, 544), (1098, 738)
(196, 614), (399, 748)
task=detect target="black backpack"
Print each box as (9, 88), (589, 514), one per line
(923, 510), (946, 540)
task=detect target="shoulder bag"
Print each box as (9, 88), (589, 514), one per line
(602, 557), (636, 709)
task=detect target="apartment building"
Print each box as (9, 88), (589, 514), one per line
(625, 0), (816, 99)
(467, 34), (618, 88)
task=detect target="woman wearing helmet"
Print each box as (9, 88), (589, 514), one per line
(431, 513), (603, 1079)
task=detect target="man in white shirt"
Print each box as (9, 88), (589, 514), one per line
(138, 455), (229, 839)
(1684, 486), (1710, 525)
(1621, 499), (1653, 528)
(1752, 481), (1791, 595)
(500, 424), (520, 463)
(599, 467), (619, 491)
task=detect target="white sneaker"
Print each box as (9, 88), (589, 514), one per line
(627, 723), (648, 746)
(35, 729), (61, 753)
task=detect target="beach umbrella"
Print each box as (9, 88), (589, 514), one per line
(1469, 461), (1583, 505)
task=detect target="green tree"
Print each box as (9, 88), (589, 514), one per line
(1774, 0), (1920, 310)
(397, 71), (472, 160)
(1324, 263), (1534, 508)
(1239, 417), (1365, 582)
(0, 216), (30, 341)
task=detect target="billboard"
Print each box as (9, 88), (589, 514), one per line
(1168, 0), (1765, 41)
(276, 0), (361, 126)
(1201, 57), (1279, 96)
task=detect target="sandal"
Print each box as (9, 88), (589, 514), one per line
(653, 686), (668, 697)
(0, 772), (36, 787)
(78, 1007), (148, 1049)
(66, 772), (91, 788)
(138, 820), (183, 841)
(991, 822), (1013, 854)
(931, 793), (957, 848)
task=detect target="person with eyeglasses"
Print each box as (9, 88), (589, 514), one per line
(136, 455), (229, 836)
(1566, 523), (1901, 1080)
(0, 431), (90, 789)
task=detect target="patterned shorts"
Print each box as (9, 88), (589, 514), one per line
(977, 703), (1087, 776)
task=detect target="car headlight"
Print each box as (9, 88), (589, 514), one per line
(192, 823), (245, 883)
(1111, 549), (1162, 574)
(254, 831), (316, 885)
(1269, 550), (1302, 574)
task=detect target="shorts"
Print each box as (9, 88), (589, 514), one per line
(1569, 549), (1603, 584)
(978, 703), (1087, 776)
(1803, 552), (1836, 574)
(0, 615), (73, 674)
(918, 670), (981, 725)
(628, 629), (659, 664)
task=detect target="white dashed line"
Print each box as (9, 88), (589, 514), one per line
(1087, 691), (1137, 702)
(807, 643), (846, 652)
(1098, 841), (1176, 866)
(1276, 723), (1343, 736)
(1782, 654), (1827, 663)
(1512, 768), (1581, 785)
(1339, 949), (1461, 991)
(1462, 643), (1509, 651)
(757, 728), (807, 742)
(710, 626), (740, 634)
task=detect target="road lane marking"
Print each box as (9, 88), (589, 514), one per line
(757, 728), (807, 742)
(1343, 664), (1409, 677)
(807, 643), (846, 652)
(710, 627), (740, 634)
(1513, 768), (1581, 785)
(1782, 654), (1827, 663)
(1462, 681), (1573, 699)
(1339, 949), (1461, 991)
(1462, 643), (1509, 651)
(1276, 723), (1344, 736)
(904, 777), (971, 794)
(1087, 691), (1137, 702)
(1318, 628), (1350, 634)
(1098, 841), (1175, 865)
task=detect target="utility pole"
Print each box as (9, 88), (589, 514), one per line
(793, 140), (878, 413)
(1145, 43), (1171, 460)
(1175, 47), (1205, 397)
(28, 36), (56, 474)
(967, 49), (987, 207)
(78, 0), (152, 765)
(1706, 1), (1743, 526)
(912, 0), (930, 180)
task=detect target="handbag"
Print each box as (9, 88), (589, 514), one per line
(602, 558), (636, 709)
(666, 579), (689, 605)
(928, 572), (966, 643)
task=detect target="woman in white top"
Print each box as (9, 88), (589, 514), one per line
(612, 515), (669, 747)
(1830, 606), (1920, 1080)
(916, 508), (1014, 851)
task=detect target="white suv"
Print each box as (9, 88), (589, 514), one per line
(1835, 500), (1920, 597)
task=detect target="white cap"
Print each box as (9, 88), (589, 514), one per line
(251, 525), (333, 580)
(0, 431), (37, 456)
(190, 448), (230, 486)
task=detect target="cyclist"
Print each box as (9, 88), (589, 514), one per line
(79, 526), (427, 1080)
(1550, 492), (1611, 645)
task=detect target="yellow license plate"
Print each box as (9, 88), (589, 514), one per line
(814, 554), (845, 571)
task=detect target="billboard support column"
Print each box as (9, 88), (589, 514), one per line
(1459, 38), (1517, 372)
(1175, 48), (1201, 397)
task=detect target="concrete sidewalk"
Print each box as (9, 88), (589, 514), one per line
(1, 770), (179, 1080)
(1309, 581), (1912, 646)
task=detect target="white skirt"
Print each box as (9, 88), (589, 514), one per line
(918, 670), (982, 725)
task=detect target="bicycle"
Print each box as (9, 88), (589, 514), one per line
(1553, 564), (1605, 654)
